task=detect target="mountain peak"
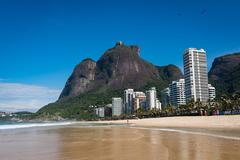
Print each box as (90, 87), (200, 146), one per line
(59, 43), (181, 99)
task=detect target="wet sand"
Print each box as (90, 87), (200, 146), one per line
(0, 123), (240, 160)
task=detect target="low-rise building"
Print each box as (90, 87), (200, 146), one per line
(95, 107), (105, 118)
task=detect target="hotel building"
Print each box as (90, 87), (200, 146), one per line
(183, 48), (209, 103)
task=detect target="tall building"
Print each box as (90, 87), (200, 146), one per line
(124, 89), (135, 114)
(183, 48), (209, 103)
(208, 84), (216, 100)
(169, 79), (186, 107)
(146, 87), (157, 109)
(112, 97), (123, 116)
(161, 87), (170, 108)
(133, 92), (146, 111)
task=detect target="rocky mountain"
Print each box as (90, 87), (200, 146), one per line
(59, 42), (173, 99)
(59, 58), (96, 99)
(37, 42), (183, 119)
(209, 52), (240, 97)
(156, 64), (183, 84)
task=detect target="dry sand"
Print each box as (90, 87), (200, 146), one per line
(104, 115), (240, 129)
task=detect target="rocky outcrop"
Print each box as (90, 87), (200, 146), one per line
(59, 42), (183, 99)
(59, 58), (96, 99)
(209, 52), (240, 96)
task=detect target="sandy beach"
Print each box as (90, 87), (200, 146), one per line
(1, 116), (240, 160)
(105, 115), (240, 129)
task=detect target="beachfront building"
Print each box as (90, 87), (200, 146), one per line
(183, 48), (209, 103)
(161, 87), (170, 108)
(146, 87), (160, 110)
(208, 84), (216, 100)
(95, 107), (105, 118)
(112, 98), (123, 116)
(156, 99), (162, 110)
(133, 92), (146, 111)
(124, 89), (135, 114)
(169, 79), (186, 107)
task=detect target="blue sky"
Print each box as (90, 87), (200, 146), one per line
(0, 0), (240, 111)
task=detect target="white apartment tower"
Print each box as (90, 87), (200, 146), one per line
(112, 97), (123, 116)
(208, 84), (216, 100)
(161, 87), (170, 108)
(169, 79), (186, 107)
(183, 48), (209, 103)
(124, 89), (135, 114)
(146, 87), (157, 109)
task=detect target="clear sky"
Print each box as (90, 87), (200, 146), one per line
(0, 0), (240, 112)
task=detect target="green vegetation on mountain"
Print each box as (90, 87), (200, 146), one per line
(36, 43), (182, 119)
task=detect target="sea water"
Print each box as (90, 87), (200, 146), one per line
(0, 121), (74, 130)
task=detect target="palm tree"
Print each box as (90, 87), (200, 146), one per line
(195, 99), (203, 115)
(187, 99), (195, 114)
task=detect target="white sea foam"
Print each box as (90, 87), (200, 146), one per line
(129, 126), (240, 141)
(0, 122), (74, 130)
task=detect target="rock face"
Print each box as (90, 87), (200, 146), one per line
(95, 44), (159, 90)
(59, 43), (182, 99)
(59, 58), (96, 98)
(209, 52), (240, 96)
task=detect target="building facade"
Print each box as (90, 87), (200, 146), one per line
(156, 99), (162, 110)
(183, 48), (209, 103)
(112, 97), (123, 116)
(146, 87), (157, 109)
(208, 84), (216, 101)
(161, 87), (170, 108)
(124, 89), (135, 114)
(133, 92), (146, 111)
(169, 79), (186, 107)
(95, 107), (105, 118)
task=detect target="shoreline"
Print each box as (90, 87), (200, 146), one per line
(99, 115), (240, 130)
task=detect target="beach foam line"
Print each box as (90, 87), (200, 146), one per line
(0, 122), (74, 130)
(129, 126), (240, 141)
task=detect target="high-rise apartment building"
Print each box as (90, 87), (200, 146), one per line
(169, 79), (186, 107)
(112, 97), (123, 116)
(208, 84), (216, 100)
(124, 89), (135, 114)
(155, 99), (162, 110)
(161, 87), (170, 108)
(133, 92), (146, 111)
(183, 48), (209, 103)
(146, 87), (157, 109)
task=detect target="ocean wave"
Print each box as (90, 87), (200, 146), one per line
(0, 122), (74, 130)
